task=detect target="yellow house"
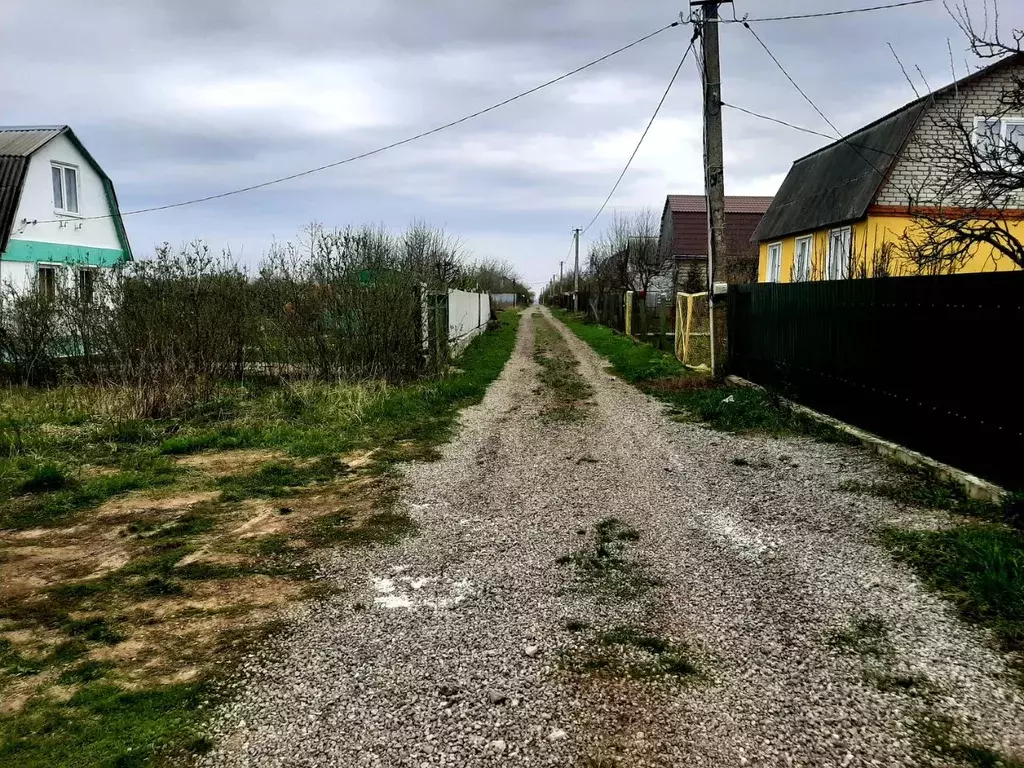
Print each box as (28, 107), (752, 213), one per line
(754, 53), (1024, 282)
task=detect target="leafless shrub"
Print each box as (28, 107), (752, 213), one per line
(0, 222), (487, 416)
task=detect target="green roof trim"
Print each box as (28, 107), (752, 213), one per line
(3, 239), (125, 266)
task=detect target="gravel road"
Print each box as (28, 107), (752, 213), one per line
(202, 307), (1024, 767)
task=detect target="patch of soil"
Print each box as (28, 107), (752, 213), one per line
(94, 491), (219, 521)
(0, 542), (132, 599)
(176, 449), (284, 476)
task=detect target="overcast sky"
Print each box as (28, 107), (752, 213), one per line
(2, 0), (1017, 286)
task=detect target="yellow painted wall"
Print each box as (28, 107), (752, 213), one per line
(757, 216), (1023, 282)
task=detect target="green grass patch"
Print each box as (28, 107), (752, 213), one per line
(565, 625), (698, 680)
(556, 517), (659, 600)
(840, 464), (1016, 524)
(2, 457), (181, 530)
(914, 713), (1024, 768)
(217, 457), (346, 502)
(0, 312), (522, 766)
(552, 309), (853, 442)
(881, 524), (1024, 654)
(551, 309), (685, 383)
(0, 681), (213, 768)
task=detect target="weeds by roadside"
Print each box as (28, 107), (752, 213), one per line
(551, 310), (853, 442)
(913, 713), (1024, 768)
(837, 462), (1024, 669)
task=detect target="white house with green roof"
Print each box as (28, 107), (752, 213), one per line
(0, 126), (131, 299)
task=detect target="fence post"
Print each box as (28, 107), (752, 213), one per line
(675, 292), (684, 361)
(625, 292), (633, 336)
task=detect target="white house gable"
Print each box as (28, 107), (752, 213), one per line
(12, 133), (123, 256)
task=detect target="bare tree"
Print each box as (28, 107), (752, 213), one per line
(897, 1), (1024, 271)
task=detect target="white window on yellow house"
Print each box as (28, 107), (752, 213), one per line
(793, 235), (812, 282)
(766, 242), (782, 282)
(827, 227), (851, 280)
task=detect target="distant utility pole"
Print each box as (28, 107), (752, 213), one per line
(692, 0), (730, 373)
(559, 261), (564, 286)
(573, 228), (581, 312)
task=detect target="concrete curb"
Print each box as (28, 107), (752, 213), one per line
(724, 375), (1007, 503)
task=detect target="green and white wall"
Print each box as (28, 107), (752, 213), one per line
(0, 132), (128, 292)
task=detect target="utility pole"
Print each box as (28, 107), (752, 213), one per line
(573, 228), (581, 312)
(559, 261), (564, 286)
(692, 0), (730, 373)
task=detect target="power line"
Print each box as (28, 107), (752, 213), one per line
(742, 22), (845, 140)
(37, 21), (683, 226)
(741, 20), (892, 182)
(722, 100), (960, 181)
(582, 32), (698, 235)
(724, 0), (936, 23)
(721, 102), (836, 141)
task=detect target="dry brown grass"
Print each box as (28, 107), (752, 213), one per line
(0, 450), (391, 715)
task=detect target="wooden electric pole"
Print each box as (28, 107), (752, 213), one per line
(573, 228), (581, 312)
(693, 0), (730, 372)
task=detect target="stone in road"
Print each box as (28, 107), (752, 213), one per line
(202, 308), (1024, 767)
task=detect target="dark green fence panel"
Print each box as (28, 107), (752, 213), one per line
(727, 273), (1024, 489)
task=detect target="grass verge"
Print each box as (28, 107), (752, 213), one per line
(0, 310), (521, 767)
(838, 462), (1024, 671)
(551, 309), (852, 442)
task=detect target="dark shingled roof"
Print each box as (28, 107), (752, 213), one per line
(0, 128), (66, 255)
(752, 51), (1024, 243)
(0, 126), (132, 259)
(751, 103), (925, 242)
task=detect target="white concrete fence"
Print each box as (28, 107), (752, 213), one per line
(446, 289), (490, 351)
(420, 287), (491, 357)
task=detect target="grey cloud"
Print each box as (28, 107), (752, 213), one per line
(1, 0), (1014, 283)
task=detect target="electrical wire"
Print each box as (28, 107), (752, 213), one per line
(741, 20), (892, 181)
(36, 21), (683, 225)
(724, 0), (936, 23)
(581, 32), (698, 235)
(721, 102), (836, 141)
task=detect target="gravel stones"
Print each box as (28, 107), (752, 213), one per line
(200, 309), (1024, 767)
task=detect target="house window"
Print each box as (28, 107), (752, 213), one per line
(972, 117), (1024, 168)
(51, 163), (79, 214)
(827, 227), (851, 280)
(766, 242), (782, 282)
(37, 265), (57, 301)
(78, 267), (96, 304)
(793, 235), (813, 282)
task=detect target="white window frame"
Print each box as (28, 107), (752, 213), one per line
(793, 235), (813, 282)
(51, 161), (81, 216)
(826, 227), (852, 280)
(972, 116), (1024, 169)
(766, 242), (783, 283)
